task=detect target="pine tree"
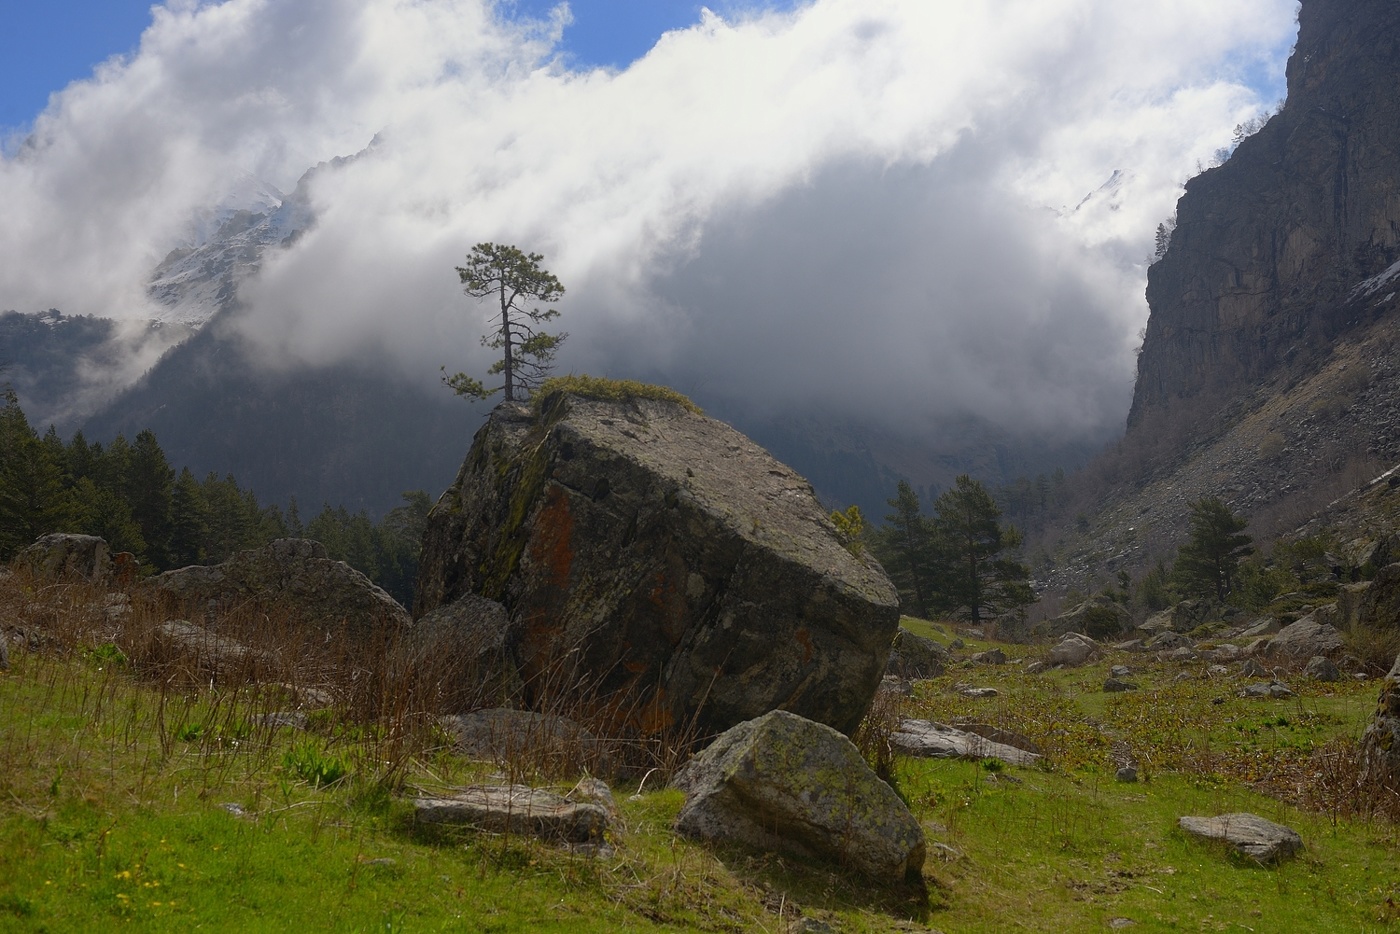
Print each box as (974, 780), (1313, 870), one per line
(443, 243), (566, 402)
(126, 429), (175, 567)
(929, 475), (1033, 624)
(876, 480), (936, 619)
(0, 390), (69, 558)
(1173, 497), (1252, 601)
(168, 467), (209, 567)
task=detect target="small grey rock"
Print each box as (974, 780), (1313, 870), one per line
(1110, 665), (1132, 678)
(1304, 655), (1341, 682)
(1103, 677), (1139, 693)
(1115, 766), (1139, 783)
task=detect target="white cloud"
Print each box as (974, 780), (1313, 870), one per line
(0, 0), (1299, 440)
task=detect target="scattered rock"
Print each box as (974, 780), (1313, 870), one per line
(958, 686), (999, 698)
(149, 619), (271, 677)
(414, 784), (612, 844)
(1358, 563), (1400, 630)
(1103, 678), (1139, 693)
(1141, 600), (1218, 634)
(257, 712), (308, 730)
(1239, 658), (1268, 678)
(1163, 647), (1199, 663)
(1241, 637), (1273, 657)
(414, 395), (900, 738)
(147, 539), (410, 642)
(1115, 766), (1139, 783)
(1177, 813), (1302, 863)
(674, 711), (925, 882)
(885, 629), (948, 680)
(878, 675), (914, 696)
(949, 638), (965, 650)
(1265, 614), (1345, 659)
(1304, 655), (1342, 682)
(1237, 618), (1281, 639)
(1112, 639), (1147, 653)
(890, 719), (1042, 767)
(1205, 643), (1243, 662)
(1238, 681), (1294, 699)
(1048, 595), (1130, 639)
(1110, 665), (1132, 678)
(566, 777), (619, 819)
(951, 721), (1044, 756)
(1023, 660), (1050, 674)
(971, 648), (1007, 665)
(405, 594), (521, 707)
(15, 534), (112, 583)
(1047, 632), (1100, 668)
(438, 709), (617, 781)
(1145, 631), (1193, 651)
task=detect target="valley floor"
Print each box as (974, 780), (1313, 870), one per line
(1, 597), (1398, 932)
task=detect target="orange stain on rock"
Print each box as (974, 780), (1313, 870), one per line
(529, 485), (575, 592)
(796, 628), (813, 664)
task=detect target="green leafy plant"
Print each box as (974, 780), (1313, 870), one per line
(282, 743), (348, 788)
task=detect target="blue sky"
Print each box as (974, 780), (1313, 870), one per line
(0, 0), (801, 132)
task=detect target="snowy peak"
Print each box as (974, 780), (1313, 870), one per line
(147, 173), (314, 327)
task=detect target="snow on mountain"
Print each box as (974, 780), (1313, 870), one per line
(146, 173), (314, 327)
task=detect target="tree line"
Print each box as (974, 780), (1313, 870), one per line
(863, 475), (1034, 625)
(0, 390), (428, 606)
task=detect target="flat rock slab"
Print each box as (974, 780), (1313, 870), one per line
(414, 784), (611, 843)
(891, 719), (1042, 767)
(1178, 813), (1302, 863)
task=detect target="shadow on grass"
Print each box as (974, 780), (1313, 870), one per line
(707, 841), (943, 925)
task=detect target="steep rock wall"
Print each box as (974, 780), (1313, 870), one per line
(1131, 0), (1400, 426)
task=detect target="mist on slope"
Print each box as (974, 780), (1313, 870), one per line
(0, 0), (1299, 453)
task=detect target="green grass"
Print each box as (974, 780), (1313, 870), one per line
(2, 596), (1399, 931)
(531, 375), (701, 415)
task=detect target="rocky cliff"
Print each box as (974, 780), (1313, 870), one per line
(1131, 0), (1400, 427)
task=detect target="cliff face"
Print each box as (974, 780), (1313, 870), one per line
(1130, 0), (1400, 426)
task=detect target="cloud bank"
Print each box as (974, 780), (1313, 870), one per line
(0, 0), (1299, 441)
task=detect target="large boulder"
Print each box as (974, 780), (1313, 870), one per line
(415, 393), (900, 737)
(1047, 632), (1100, 668)
(146, 539), (410, 640)
(673, 710), (924, 882)
(1048, 595), (1129, 640)
(1265, 613), (1345, 659)
(406, 595), (521, 708)
(1357, 563), (1400, 629)
(15, 534), (112, 583)
(1360, 654), (1400, 789)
